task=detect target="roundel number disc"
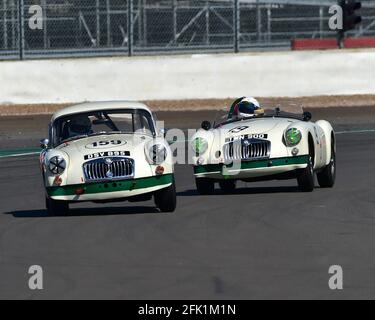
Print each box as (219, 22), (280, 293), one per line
(85, 140), (127, 149)
(229, 126), (249, 134)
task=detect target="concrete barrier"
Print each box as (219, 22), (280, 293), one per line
(344, 37), (375, 49)
(291, 39), (338, 50)
(1, 49), (375, 105)
(292, 37), (375, 50)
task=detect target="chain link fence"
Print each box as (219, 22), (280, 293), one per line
(0, 0), (19, 59)
(1, 0), (375, 60)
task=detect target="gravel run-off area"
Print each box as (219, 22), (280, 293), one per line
(1, 95), (375, 116)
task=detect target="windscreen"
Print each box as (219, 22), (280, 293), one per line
(52, 109), (155, 147)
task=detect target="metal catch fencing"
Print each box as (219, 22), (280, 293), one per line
(1, 0), (375, 60)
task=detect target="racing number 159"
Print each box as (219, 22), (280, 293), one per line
(91, 140), (123, 148)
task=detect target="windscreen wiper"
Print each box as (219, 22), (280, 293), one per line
(88, 131), (109, 137)
(61, 134), (88, 144)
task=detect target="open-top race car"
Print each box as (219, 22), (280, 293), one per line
(40, 101), (176, 215)
(191, 97), (336, 194)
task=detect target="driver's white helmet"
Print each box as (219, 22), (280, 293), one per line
(233, 97), (264, 119)
(68, 116), (92, 137)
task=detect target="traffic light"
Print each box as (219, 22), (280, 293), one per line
(341, 0), (362, 32)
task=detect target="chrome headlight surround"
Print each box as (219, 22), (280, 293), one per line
(148, 144), (167, 165)
(48, 156), (66, 175)
(285, 128), (302, 147)
(192, 137), (209, 155)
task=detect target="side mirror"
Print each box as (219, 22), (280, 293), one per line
(201, 121), (212, 131)
(303, 112), (312, 122)
(40, 138), (49, 149)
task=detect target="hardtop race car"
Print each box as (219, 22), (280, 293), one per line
(191, 97), (336, 194)
(40, 101), (176, 215)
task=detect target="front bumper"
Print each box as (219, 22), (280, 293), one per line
(46, 174), (173, 201)
(194, 155), (309, 180)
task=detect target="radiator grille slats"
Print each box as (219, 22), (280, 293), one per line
(83, 158), (135, 182)
(223, 139), (271, 162)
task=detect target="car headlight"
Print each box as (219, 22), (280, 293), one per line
(285, 128), (302, 147)
(192, 137), (208, 155)
(148, 144), (167, 165)
(48, 156), (66, 175)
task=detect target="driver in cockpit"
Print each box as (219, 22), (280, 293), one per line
(232, 97), (265, 119)
(68, 116), (93, 138)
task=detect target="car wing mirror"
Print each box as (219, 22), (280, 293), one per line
(303, 112), (312, 122)
(201, 121), (212, 131)
(40, 138), (49, 149)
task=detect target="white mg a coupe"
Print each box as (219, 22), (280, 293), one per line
(40, 101), (176, 215)
(191, 97), (336, 194)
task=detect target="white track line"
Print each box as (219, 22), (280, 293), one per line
(336, 129), (375, 135)
(0, 152), (40, 159)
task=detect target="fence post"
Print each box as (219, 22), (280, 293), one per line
(319, 6), (324, 39)
(128, 0), (133, 56)
(3, 0), (8, 49)
(172, 0), (177, 45)
(18, 0), (25, 60)
(257, 0), (262, 42)
(234, 0), (239, 53)
(96, 0), (100, 47)
(42, 0), (48, 49)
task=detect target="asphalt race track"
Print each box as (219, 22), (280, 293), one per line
(0, 110), (375, 299)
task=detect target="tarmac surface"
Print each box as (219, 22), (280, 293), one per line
(0, 109), (375, 299)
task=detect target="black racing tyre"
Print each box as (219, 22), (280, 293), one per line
(219, 180), (237, 193)
(154, 179), (177, 213)
(317, 145), (336, 188)
(46, 197), (69, 216)
(297, 156), (315, 192)
(195, 178), (215, 195)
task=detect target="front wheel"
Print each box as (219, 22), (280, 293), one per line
(154, 179), (177, 213)
(297, 156), (315, 192)
(195, 178), (215, 195)
(317, 147), (336, 188)
(46, 197), (69, 216)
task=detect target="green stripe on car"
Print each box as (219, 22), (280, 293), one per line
(194, 155), (310, 174)
(47, 174), (174, 197)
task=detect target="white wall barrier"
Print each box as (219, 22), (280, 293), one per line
(1, 49), (375, 105)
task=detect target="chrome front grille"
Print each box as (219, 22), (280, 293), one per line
(83, 157), (135, 182)
(223, 139), (271, 162)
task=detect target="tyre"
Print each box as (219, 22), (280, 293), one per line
(195, 178), (215, 195)
(297, 156), (315, 192)
(219, 180), (237, 193)
(317, 145), (336, 188)
(154, 179), (177, 213)
(46, 196), (69, 216)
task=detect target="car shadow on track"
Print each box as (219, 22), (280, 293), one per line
(4, 206), (160, 218)
(177, 186), (301, 197)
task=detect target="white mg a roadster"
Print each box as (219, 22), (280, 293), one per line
(191, 97), (336, 194)
(40, 101), (176, 215)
